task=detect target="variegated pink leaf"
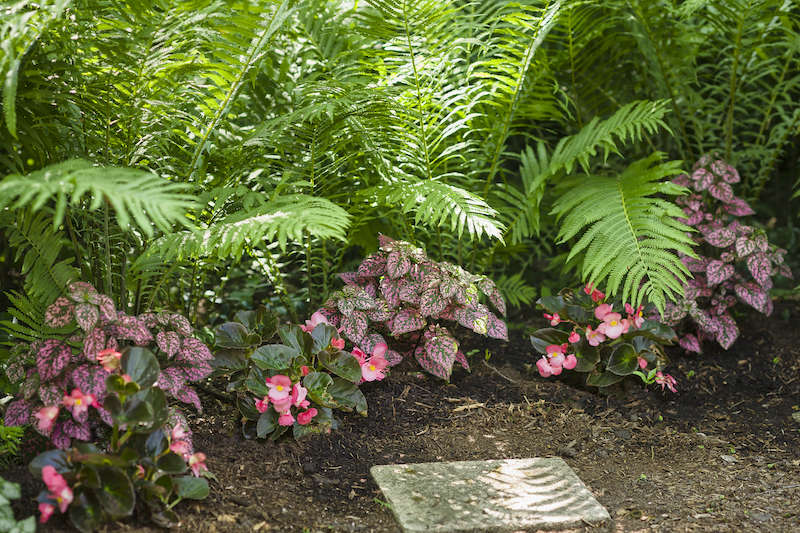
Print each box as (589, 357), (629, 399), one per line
(398, 280), (422, 305)
(672, 174), (691, 187)
(96, 295), (116, 322)
(176, 337), (213, 365)
(176, 361), (213, 382)
(360, 333), (388, 355)
(715, 314), (739, 349)
(391, 310), (426, 336)
(20, 371), (39, 399)
(138, 312), (159, 328)
(36, 339), (72, 382)
(112, 314), (154, 345)
(746, 254), (772, 287)
(338, 271), (359, 285)
(734, 281), (769, 314)
(380, 278), (402, 308)
(439, 276), (459, 300)
(367, 301), (393, 323)
(734, 236), (757, 257)
(693, 154), (712, 169)
(454, 305), (489, 333)
(691, 168), (714, 191)
(420, 285), (449, 317)
(711, 160), (740, 183)
(386, 250), (412, 279)
(159, 367), (186, 396)
(682, 255), (710, 272)
(342, 310), (369, 343)
(385, 349), (404, 366)
(478, 278), (507, 316)
(678, 334), (701, 353)
(75, 303), (100, 332)
(173, 387), (202, 411)
(378, 234), (395, 248)
(96, 405), (114, 427)
(709, 181), (734, 203)
(169, 313), (192, 337)
(157, 331), (181, 358)
(753, 234), (769, 252)
(5, 359), (25, 383)
(688, 304), (716, 333)
(705, 228), (736, 248)
(39, 382), (64, 407)
(4, 400), (31, 427)
(775, 264), (792, 278)
(45, 297), (74, 327)
(486, 314), (508, 340)
(357, 254), (387, 278)
(316, 307), (341, 327)
(71, 364), (108, 401)
(82, 327), (107, 362)
(454, 350), (470, 372)
(723, 196), (755, 216)
(363, 281), (378, 299)
(67, 282), (98, 302)
(434, 304), (457, 321)
(416, 333), (458, 380)
(706, 260), (734, 285)
(63, 419), (91, 442)
(764, 298), (774, 316)
(51, 422), (71, 449)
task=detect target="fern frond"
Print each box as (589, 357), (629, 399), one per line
(0, 290), (73, 344)
(0, 159), (196, 237)
(374, 179), (505, 241)
(550, 99), (672, 174)
(0, 209), (77, 304)
(148, 194), (351, 260)
(494, 273), (538, 309)
(551, 153), (695, 313)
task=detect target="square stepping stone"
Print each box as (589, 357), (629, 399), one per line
(371, 458), (609, 532)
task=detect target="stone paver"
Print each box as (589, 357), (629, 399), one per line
(371, 458), (609, 533)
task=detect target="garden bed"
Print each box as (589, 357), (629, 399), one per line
(5, 302), (800, 533)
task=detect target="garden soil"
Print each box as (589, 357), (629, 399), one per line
(5, 302), (800, 533)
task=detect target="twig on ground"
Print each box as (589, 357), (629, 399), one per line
(483, 360), (516, 383)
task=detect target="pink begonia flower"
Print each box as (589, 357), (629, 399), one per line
(300, 311), (329, 333)
(583, 283), (605, 302)
(594, 303), (613, 320)
(361, 355), (389, 382)
(330, 337), (345, 351)
(291, 383), (308, 407)
(96, 348), (121, 372)
(171, 424), (187, 442)
(351, 347), (368, 365)
(625, 303), (645, 329)
(255, 396), (271, 413)
(655, 372), (677, 393)
(42, 465), (73, 513)
(278, 412), (295, 426)
(62, 389), (98, 418)
(563, 353), (578, 370)
(536, 356), (556, 377)
(372, 343), (388, 358)
(568, 331), (580, 343)
(121, 374), (132, 383)
(170, 424), (191, 455)
(597, 313), (629, 339)
(543, 312), (560, 326)
(271, 396), (292, 412)
(297, 408), (318, 425)
(188, 452), (208, 477)
(265, 375), (293, 402)
(585, 324), (606, 346)
(638, 357), (648, 370)
(35, 406), (60, 432)
(301, 365), (310, 376)
(39, 502), (55, 523)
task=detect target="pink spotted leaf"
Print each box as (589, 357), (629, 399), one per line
(67, 282), (98, 302)
(734, 281), (769, 314)
(20, 371), (39, 399)
(672, 174), (692, 187)
(176, 361), (213, 382)
(398, 280), (422, 305)
(75, 303), (100, 332)
(338, 272), (359, 285)
(416, 333), (458, 380)
(63, 419), (91, 442)
(36, 339), (72, 382)
(169, 313), (192, 337)
(454, 350), (470, 372)
(386, 250), (412, 279)
(157, 331), (181, 358)
(715, 314), (739, 349)
(173, 387), (202, 412)
(45, 297), (74, 328)
(688, 304), (716, 333)
(39, 382), (64, 407)
(746, 254), (772, 287)
(434, 304), (457, 321)
(112, 315), (154, 345)
(753, 234), (769, 253)
(367, 300), (393, 322)
(723, 196), (755, 216)
(4, 400), (31, 427)
(378, 234), (395, 248)
(486, 313), (508, 340)
(705, 228), (736, 248)
(735, 236), (757, 257)
(71, 364), (109, 401)
(359, 333), (388, 356)
(708, 181), (734, 203)
(96, 295), (116, 322)
(357, 254), (387, 278)
(158, 367), (186, 396)
(706, 260), (735, 285)
(420, 285), (449, 317)
(682, 255), (710, 272)
(380, 278), (402, 308)
(385, 349), (404, 366)
(5, 359), (25, 383)
(341, 310), (369, 343)
(691, 168), (714, 191)
(82, 327), (107, 362)
(391, 310), (426, 336)
(678, 334), (702, 353)
(316, 307), (341, 328)
(176, 338), (213, 366)
(51, 422), (71, 449)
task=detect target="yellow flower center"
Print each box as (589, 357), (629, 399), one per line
(369, 364), (376, 371)
(75, 399), (82, 405)
(609, 320), (618, 327)
(276, 386), (284, 391)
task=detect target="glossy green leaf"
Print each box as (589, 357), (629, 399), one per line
(105, 374), (140, 395)
(156, 452), (187, 474)
(303, 372), (334, 407)
(537, 296), (565, 314)
(311, 323), (338, 352)
(214, 322), (252, 348)
(278, 325), (313, 357)
(120, 347), (160, 389)
(327, 377), (367, 415)
(251, 344), (297, 371)
(572, 338), (600, 372)
(69, 491), (103, 533)
(94, 466), (135, 517)
(256, 409), (278, 438)
(28, 449), (69, 478)
(606, 343), (639, 375)
(586, 371), (625, 387)
(529, 328), (569, 354)
(245, 365), (271, 397)
(238, 395), (260, 421)
(318, 350), (361, 382)
(210, 349), (249, 371)
(174, 476), (209, 500)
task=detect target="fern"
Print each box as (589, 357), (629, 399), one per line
(495, 273), (538, 309)
(0, 160), (196, 237)
(551, 153), (695, 313)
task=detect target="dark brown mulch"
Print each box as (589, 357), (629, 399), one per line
(4, 302), (800, 533)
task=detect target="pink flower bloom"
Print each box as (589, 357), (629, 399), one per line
(351, 347), (368, 365)
(171, 424), (187, 442)
(638, 357), (648, 370)
(35, 406), (60, 432)
(300, 311), (328, 333)
(297, 408), (318, 425)
(271, 396), (292, 413)
(361, 355), (389, 382)
(52, 484), (73, 513)
(597, 313), (629, 339)
(39, 502), (55, 523)
(278, 412), (295, 427)
(372, 343), (388, 358)
(62, 389), (98, 418)
(330, 337), (345, 351)
(655, 372), (677, 393)
(563, 354), (578, 370)
(301, 365), (310, 376)
(583, 283), (605, 302)
(255, 396), (271, 413)
(265, 375), (293, 402)
(568, 331), (580, 343)
(188, 452), (208, 477)
(96, 348), (121, 371)
(42, 466), (72, 513)
(291, 383), (308, 407)
(594, 303), (613, 320)
(536, 357), (556, 377)
(625, 303), (645, 329)
(543, 312), (560, 326)
(585, 325), (606, 346)
(170, 424), (191, 455)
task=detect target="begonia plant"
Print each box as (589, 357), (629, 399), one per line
(532, 285), (677, 392)
(29, 347), (210, 533)
(663, 155), (793, 352)
(2, 282), (212, 449)
(315, 235), (508, 380)
(211, 306), (376, 440)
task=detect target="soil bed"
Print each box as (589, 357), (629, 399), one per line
(5, 302), (800, 533)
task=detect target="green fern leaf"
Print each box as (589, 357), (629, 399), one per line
(495, 273), (538, 309)
(551, 153), (695, 313)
